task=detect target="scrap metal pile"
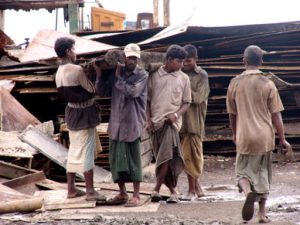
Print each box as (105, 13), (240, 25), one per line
(1, 21), (300, 162)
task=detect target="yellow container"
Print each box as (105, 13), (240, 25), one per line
(91, 7), (125, 31)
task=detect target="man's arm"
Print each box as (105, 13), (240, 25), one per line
(272, 112), (291, 152)
(146, 100), (154, 132)
(166, 102), (190, 124)
(115, 65), (148, 98)
(192, 73), (210, 104)
(229, 113), (237, 144)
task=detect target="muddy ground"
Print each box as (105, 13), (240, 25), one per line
(0, 156), (299, 225)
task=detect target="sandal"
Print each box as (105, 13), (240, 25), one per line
(124, 197), (140, 207)
(151, 191), (162, 202)
(166, 194), (179, 203)
(180, 193), (197, 201)
(242, 192), (256, 221)
(106, 194), (128, 205)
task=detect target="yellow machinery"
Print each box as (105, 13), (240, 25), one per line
(91, 7), (125, 31)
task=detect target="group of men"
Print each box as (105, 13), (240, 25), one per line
(54, 37), (290, 223)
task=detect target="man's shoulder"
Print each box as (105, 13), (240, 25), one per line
(179, 70), (190, 78)
(135, 65), (149, 77)
(195, 66), (208, 77)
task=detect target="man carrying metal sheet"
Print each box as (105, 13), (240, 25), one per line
(95, 43), (148, 207)
(54, 37), (106, 202)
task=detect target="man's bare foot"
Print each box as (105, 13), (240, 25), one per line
(125, 196), (140, 207)
(67, 188), (85, 199)
(86, 191), (106, 202)
(106, 193), (129, 205)
(196, 191), (205, 198)
(258, 215), (271, 223)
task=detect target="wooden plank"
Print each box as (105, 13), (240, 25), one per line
(2, 171), (46, 195)
(19, 126), (112, 183)
(34, 190), (96, 210)
(0, 184), (43, 214)
(0, 87), (40, 131)
(14, 87), (57, 94)
(58, 202), (159, 215)
(0, 65), (58, 74)
(35, 179), (68, 191)
(0, 131), (34, 158)
(0, 161), (36, 179)
(1, 75), (54, 82)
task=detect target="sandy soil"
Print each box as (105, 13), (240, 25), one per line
(0, 156), (299, 225)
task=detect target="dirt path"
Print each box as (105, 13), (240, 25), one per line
(0, 157), (299, 225)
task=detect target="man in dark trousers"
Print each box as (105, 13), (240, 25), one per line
(226, 45), (291, 222)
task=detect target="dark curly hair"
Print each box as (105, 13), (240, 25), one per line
(166, 45), (187, 60)
(54, 37), (75, 58)
(183, 44), (198, 58)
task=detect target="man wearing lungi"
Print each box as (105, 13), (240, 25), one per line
(180, 44), (210, 201)
(95, 43), (148, 207)
(54, 37), (105, 201)
(226, 45), (291, 222)
(147, 45), (191, 203)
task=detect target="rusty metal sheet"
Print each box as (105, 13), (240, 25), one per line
(19, 29), (117, 63)
(0, 87), (41, 131)
(0, 29), (14, 50)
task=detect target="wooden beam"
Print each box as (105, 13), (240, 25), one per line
(153, 0), (159, 27)
(163, 0), (170, 26)
(0, 161), (36, 179)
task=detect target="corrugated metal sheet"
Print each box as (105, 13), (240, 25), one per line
(16, 29), (117, 62)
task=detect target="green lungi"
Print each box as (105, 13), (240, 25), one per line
(236, 151), (272, 198)
(109, 138), (142, 183)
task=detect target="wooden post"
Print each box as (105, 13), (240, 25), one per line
(153, 0), (159, 27)
(68, 1), (79, 33)
(0, 10), (4, 31)
(163, 0), (170, 26)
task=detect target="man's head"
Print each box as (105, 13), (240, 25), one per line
(243, 45), (264, 67)
(123, 43), (140, 72)
(165, 45), (187, 72)
(183, 44), (198, 73)
(54, 37), (76, 62)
